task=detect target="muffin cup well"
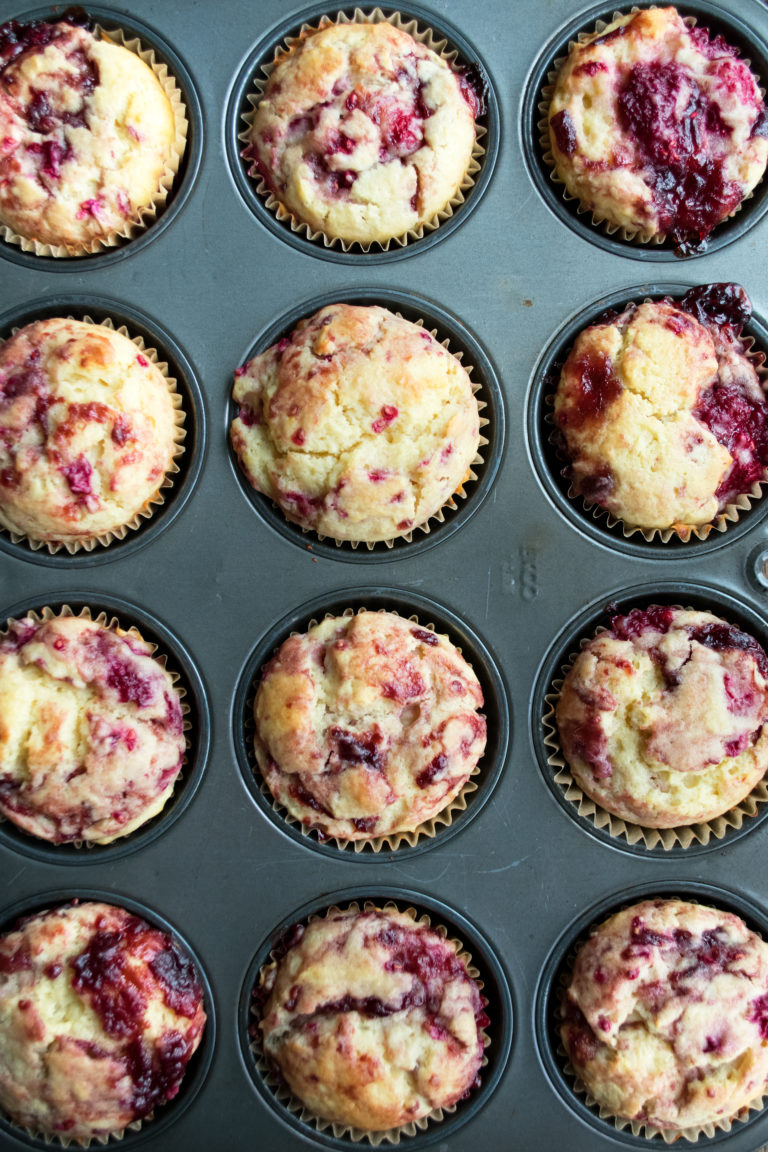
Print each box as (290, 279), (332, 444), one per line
(0, 9), (188, 260)
(534, 881), (768, 1146)
(226, 2), (499, 263)
(233, 587), (509, 859)
(526, 283), (768, 559)
(239, 886), (512, 1148)
(228, 288), (504, 561)
(0, 887), (215, 1150)
(530, 581), (768, 857)
(0, 296), (205, 567)
(0, 592), (210, 864)
(522, 2), (768, 261)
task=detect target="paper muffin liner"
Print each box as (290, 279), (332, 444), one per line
(0, 21), (188, 259)
(537, 8), (764, 250)
(239, 6), (487, 253)
(248, 606), (485, 852)
(554, 905), (768, 1142)
(250, 899), (491, 1144)
(0, 604), (190, 850)
(544, 296), (768, 545)
(0, 314), (186, 555)
(542, 612), (768, 851)
(242, 313), (488, 551)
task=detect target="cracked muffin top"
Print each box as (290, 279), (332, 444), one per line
(561, 898), (768, 1131)
(0, 317), (178, 544)
(547, 7), (768, 253)
(245, 20), (482, 245)
(258, 906), (487, 1131)
(230, 303), (481, 543)
(0, 901), (206, 1141)
(553, 285), (768, 532)
(0, 614), (186, 845)
(556, 604), (768, 828)
(254, 610), (486, 842)
(0, 14), (177, 250)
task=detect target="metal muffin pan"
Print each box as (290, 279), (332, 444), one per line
(3, 0), (768, 1149)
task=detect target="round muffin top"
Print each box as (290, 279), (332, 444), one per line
(547, 7), (768, 252)
(0, 900), (206, 1141)
(246, 21), (482, 244)
(258, 906), (487, 1131)
(231, 303), (481, 543)
(0, 614), (186, 845)
(556, 605), (768, 829)
(561, 898), (768, 1131)
(0, 317), (178, 544)
(254, 611), (486, 842)
(0, 14), (177, 250)
(553, 285), (768, 531)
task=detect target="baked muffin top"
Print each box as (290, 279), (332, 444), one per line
(0, 614), (186, 844)
(246, 20), (482, 245)
(553, 286), (768, 531)
(0, 317), (178, 544)
(0, 14), (177, 250)
(548, 7), (768, 252)
(0, 900), (206, 1141)
(231, 303), (481, 543)
(254, 611), (486, 842)
(561, 898), (768, 1131)
(258, 907), (487, 1131)
(556, 604), (768, 828)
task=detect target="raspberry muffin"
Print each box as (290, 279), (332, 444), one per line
(0, 317), (179, 546)
(257, 906), (487, 1131)
(0, 12), (179, 252)
(245, 20), (483, 246)
(254, 611), (486, 842)
(0, 613), (186, 845)
(231, 303), (481, 543)
(561, 898), (768, 1132)
(556, 605), (768, 829)
(553, 285), (768, 534)
(0, 900), (206, 1141)
(547, 7), (768, 253)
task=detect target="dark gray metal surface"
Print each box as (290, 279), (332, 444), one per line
(2, 0), (768, 1148)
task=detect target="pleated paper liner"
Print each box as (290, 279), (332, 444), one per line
(0, 604), (190, 852)
(542, 639), (768, 853)
(0, 21), (188, 258)
(0, 314), (186, 554)
(237, 311), (489, 553)
(239, 6), (487, 253)
(537, 7), (767, 252)
(542, 294), (768, 546)
(553, 897), (768, 1144)
(250, 900), (490, 1145)
(248, 606), (485, 853)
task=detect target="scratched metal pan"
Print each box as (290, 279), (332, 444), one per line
(2, 0), (768, 1150)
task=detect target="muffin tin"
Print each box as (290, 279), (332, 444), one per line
(3, 0), (768, 1149)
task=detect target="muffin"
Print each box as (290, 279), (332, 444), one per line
(0, 900), (206, 1141)
(244, 19), (483, 246)
(0, 12), (179, 252)
(254, 611), (486, 843)
(257, 906), (487, 1131)
(0, 613), (186, 845)
(231, 303), (481, 543)
(0, 317), (180, 547)
(552, 286), (768, 534)
(561, 898), (768, 1132)
(555, 604), (768, 829)
(547, 7), (768, 252)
